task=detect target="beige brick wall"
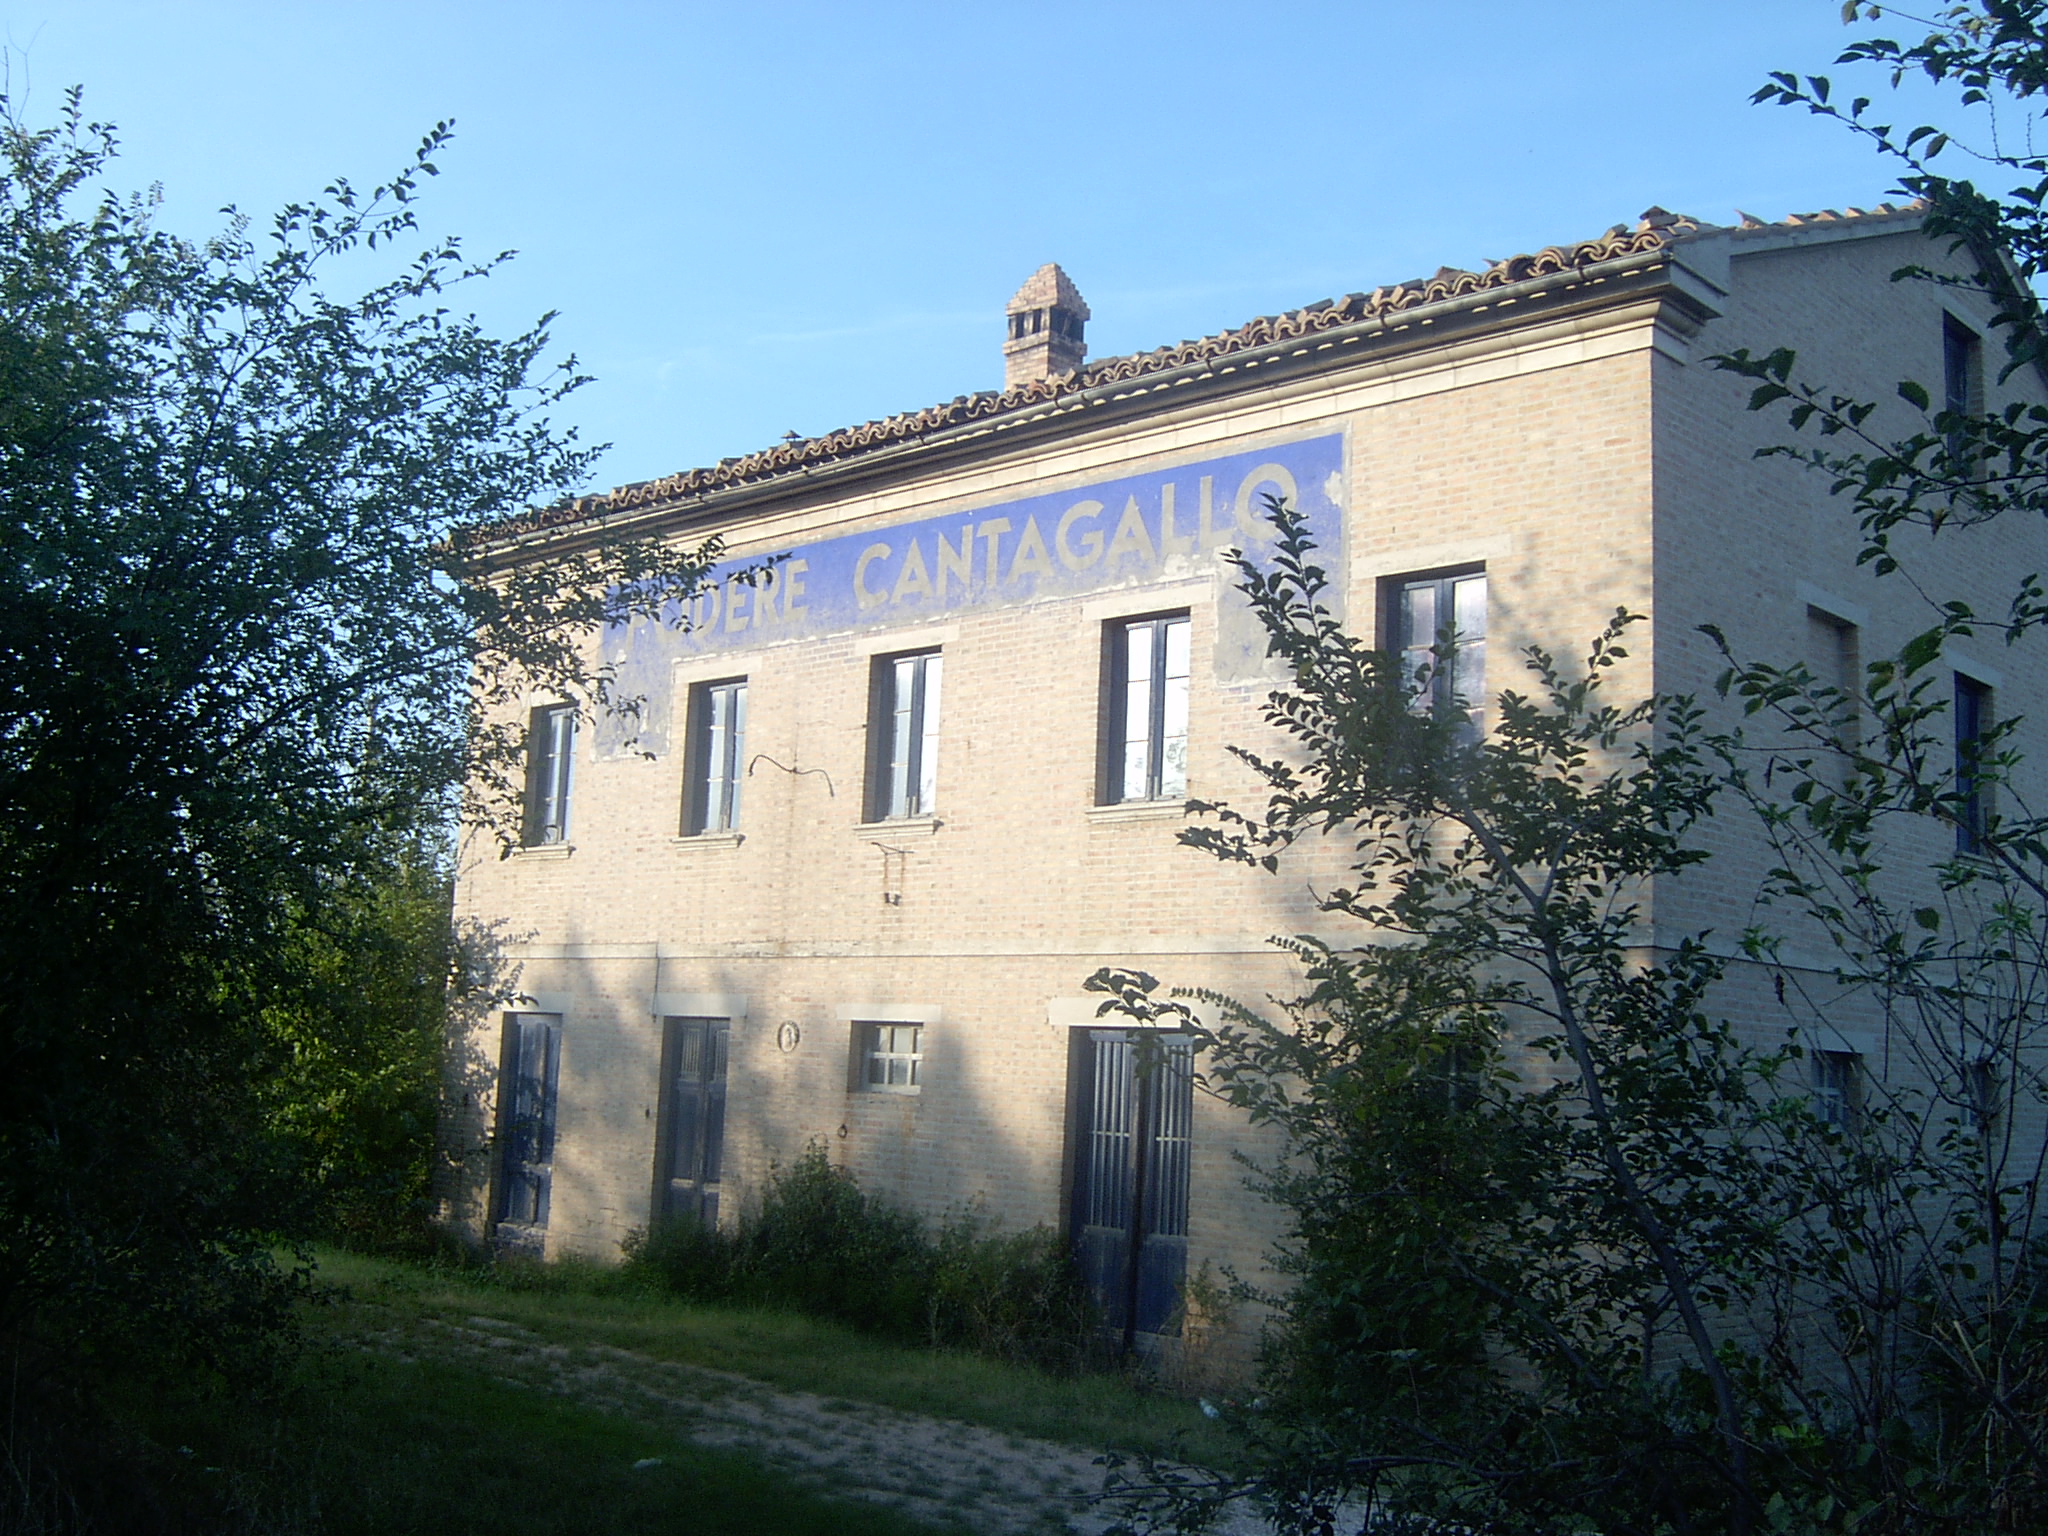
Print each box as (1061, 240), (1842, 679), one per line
(1655, 225), (2048, 985)
(445, 220), (2041, 1351)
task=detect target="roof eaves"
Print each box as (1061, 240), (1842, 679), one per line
(467, 240), (1695, 563)
(1699, 201), (1927, 255)
(473, 220), (1694, 550)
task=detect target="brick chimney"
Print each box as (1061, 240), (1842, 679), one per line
(1003, 264), (1089, 389)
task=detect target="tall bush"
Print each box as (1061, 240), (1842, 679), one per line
(1094, 498), (2048, 1535)
(0, 89), (717, 1517)
(625, 1144), (1094, 1370)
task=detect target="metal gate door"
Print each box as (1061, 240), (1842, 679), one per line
(497, 1012), (561, 1242)
(1071, 1029), (1193, 1348)
(658, 1016), (730, 1225)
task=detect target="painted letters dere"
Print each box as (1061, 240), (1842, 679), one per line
(638, 434), (1345, 652)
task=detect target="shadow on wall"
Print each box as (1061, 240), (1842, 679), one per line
(434, 912), (529, 1241)
(705, 962), (1271, 1385)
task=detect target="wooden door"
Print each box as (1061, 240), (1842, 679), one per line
(659, 1016), (730, 1225)
(496, 1013), (561, 1243)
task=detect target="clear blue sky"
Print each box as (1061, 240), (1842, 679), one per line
(0, 2), (1957, 495)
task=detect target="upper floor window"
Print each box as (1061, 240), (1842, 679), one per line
(683, 678), (748, 835)
(1955, 672), (1991, 855)
(1104, 613), (1189, 803)
(1944, 313), (1982, 419)
(867, 650), (942, 820)
(522, 704), (576, 846)
(1967, 1057), (2002, 1135)
(1389, 569), (1487, 734)
(1944, 314), (1983, 477)
(1811, 1049), (1862, 1131)
(1807, 607), (1862, 782)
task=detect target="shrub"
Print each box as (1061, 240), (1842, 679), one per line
(742, 1144), (930, 1334)
(927, 1216), (1094, 1370)
(622, 1209), (739, 1298)
(623, 1142), (1094, 1371)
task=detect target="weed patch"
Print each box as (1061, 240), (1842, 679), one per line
(623, 1143), (1097, 1373)
(317, 1247), (1240, 1472)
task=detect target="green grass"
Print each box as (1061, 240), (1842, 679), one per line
(310, 1246), (1242, 1472)
(50, 1246), (1241, 1533)
(144, 1342), (966, 1536)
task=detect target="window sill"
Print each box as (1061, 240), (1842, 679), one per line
(853, 816), (942, 840)
(513, 842), (576, 860)
(671, 831), (745, 850)
(854, 1084), (922, 1097)
(1086, 800), (1190, 825)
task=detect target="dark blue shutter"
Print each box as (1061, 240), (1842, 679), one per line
(1132, 1037), (1193, 1336)
(660, 1017), (730, 1225)
(1075, 1032), (1138, 1334)
(497, 1013), (561, 1242)
(1072, 1030), (1194, 1348)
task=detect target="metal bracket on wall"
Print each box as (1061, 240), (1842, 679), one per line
(870, 842), (909, 905)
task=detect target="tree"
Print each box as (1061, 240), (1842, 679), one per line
(256, 819), (480, 1249)
(1097, 510), (1868, 1536)
(1096, 10), (2048, 1532)
(1719, 4), (2048, 1523)
(1099, 507), (2046, 1536)
(0, 88), (714, 1475)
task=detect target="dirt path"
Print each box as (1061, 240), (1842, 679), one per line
(358, 1310), (1272, 1535)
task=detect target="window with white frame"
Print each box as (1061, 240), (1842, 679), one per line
(1811, 1050), (1862, 1130)
(683, 677), (748, 835)
(523, 704), (576, 846)
(867, 649), (942, 820)
(1387, 568), (1487, 735)
(857, 1021), (923, 1092)
(1103, 612), (1190, 803)
(1944, 312), (1983, 415)
(1944, 313), (1984, 478)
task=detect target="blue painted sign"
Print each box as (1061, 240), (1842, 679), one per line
(598, 433), (1345, 757)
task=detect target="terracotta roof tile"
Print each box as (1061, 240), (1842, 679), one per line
(477, 203), (1925, 543)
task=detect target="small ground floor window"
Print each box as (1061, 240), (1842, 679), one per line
(857, 1021), (924, 1091)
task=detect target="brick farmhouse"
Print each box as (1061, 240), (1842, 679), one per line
(441, 204), (2043, 1351)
